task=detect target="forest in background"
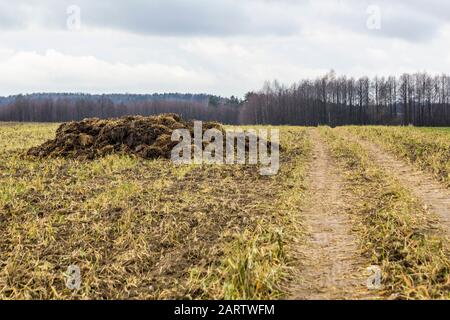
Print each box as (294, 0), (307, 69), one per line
(0, 93), (241, 124)
(1, 72), (450, 126)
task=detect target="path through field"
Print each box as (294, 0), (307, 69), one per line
(289, 129), (370, 300)
(351, 135), (450, 235)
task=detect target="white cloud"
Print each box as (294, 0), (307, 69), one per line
(0, 50), (214, 94)
(1, 0), (450, 96)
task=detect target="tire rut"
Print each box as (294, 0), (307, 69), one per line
(349, 135), (450, 235)
(289, 129), (372, 300)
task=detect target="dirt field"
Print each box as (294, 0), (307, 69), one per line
(0, 123), (449, 300)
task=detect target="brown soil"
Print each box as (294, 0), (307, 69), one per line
(289, 129), (373, 300)
(352, 136), (450, 235)
(27, 114), (222, 160)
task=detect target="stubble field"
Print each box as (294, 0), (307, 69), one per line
(0, 123), (449, 300)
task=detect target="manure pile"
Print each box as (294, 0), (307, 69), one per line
(27, 114), (223, 160)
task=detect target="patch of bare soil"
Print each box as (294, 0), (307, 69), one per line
(353, 137), (450, 235)
(289, 130), (372, 300)
(27, 114), (222, 160)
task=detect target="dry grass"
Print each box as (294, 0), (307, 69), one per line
(0, 123), (310, 300)
(189, 127), (311, 299)
(3, 121), (448, 300)
(320, 127), (450, 299)
(344, 126), (450, 188)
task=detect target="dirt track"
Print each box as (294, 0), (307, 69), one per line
(351, 136), (450, 235)
(289, 130), (371, 300)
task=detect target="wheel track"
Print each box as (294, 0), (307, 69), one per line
(289, 129), (373, 300)
(346, 133), (450, 235)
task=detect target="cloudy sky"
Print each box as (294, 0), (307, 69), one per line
(1, 0), (450, 97)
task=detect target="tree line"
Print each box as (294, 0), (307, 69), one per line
(240, 71), (450, 126)
(1, 72), (450, 126)
(0, 93), (241, 124)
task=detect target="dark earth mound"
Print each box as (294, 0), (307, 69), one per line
(27, 114), (223, 160)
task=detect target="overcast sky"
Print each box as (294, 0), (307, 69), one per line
(1, 0), (450, 97)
